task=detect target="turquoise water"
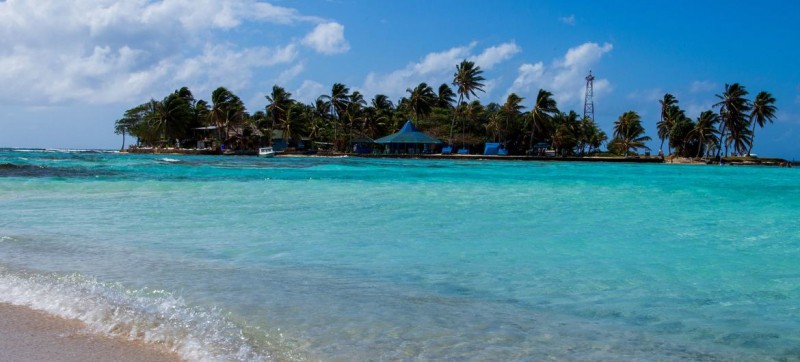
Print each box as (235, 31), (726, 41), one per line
(1, 149), (799, 361)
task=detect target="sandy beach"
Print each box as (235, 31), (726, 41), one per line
(0, 303), (182, 362)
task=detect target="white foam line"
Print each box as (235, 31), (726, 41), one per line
(0, 269), (271, 362)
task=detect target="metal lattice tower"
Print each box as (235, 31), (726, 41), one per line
(583, 70), (595, 122)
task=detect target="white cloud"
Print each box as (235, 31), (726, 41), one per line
(690, 80), (717, 94)
(561, 42), (613, 68)
(361, 42), (518, 101)
(482, 78), (499, 97)
(141, 0), (323, 30)
(276, 63), (305, 85)
(302, 22), (350, 54)
(685, 102), (714, 119)
(470, 42), (520, 70)
(176, 43), (297, 91)
(508, 42), (613, 110)
(294, 80), (326, 104)
(0, 0), (328, 106)
(412, 42), (475, 76)
(511, 62), (545, 92)
(560, 15), (576, 26)
(361, 43), (472, 99)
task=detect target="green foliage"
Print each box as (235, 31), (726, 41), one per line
(612, 111), (651, 156)
(450, 60), (485, 145)
(669, 115), (696, 157)
(406, 82), (436, 123)
(578, 116), (606, 155)
(114, 82), (619, 156)
(114, 75), (776, 158)
(689, 110), (720, 158)
(657, 93), (678, 154)
(747, 91), (776, 155)
(714, 83), (752, 156)
(436, 84), (456, 109)
(529, 89), (558, 150)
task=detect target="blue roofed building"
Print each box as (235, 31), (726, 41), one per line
(374, 120), (443, 154)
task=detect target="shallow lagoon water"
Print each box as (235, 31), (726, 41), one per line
(0, 149), (799, 360)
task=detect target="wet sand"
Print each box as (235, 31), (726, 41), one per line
(0, 303), (182, 362)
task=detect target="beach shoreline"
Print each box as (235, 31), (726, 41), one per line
(122, 147), (794, 166)
(0, 302), (182, 362)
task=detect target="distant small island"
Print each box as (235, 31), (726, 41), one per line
(115, 61), (784, 164)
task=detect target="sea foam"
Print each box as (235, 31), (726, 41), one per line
(0, 268), (270, 362)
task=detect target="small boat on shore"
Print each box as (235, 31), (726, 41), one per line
(258, 147), (276, 158)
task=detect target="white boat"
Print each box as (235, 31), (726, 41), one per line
(258, 147), (276, 158)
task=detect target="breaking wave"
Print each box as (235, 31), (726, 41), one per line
(0, 268), (271, 362)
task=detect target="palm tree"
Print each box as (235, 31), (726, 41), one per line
(747, 91), (777, 155)
(449, 60), (485, 146)
(250, 110), (268, 144)
(436, 83), (456, 109)
(224, 100), (248, 144)
(131, 100), (160, 145)
(371, 94), (394, 113)
(149, 93), (192, 145)
(307, 98), (329, 146)
(612, 111), (651, 157)
(366, 94), (394, 138)
(689, 110), (720, 158)
(280, 103), (304, 146)
(668, 110), (695, 157)
(460, 100), (484, 150)
(319, 83), (350, 151)
(265, 85), (294, 145)
(406, 82), (436, 123)
(345, 91), (366, 146)
(176, 86), (195, 107)
(500, 93), (525, 146)
(209, 87), (239, 145)
(657, 93), (678, 155)
(529, 89), (558, 149)
(714, 83), (751, 157)
(577, 116), (605, 155)
(484, 110), (502, 142)
(587, 127), (608, 154)
(550, 111), (581, 155)
(194, 100), (210, 127)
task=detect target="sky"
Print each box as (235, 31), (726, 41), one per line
(1, 0), (799, 159)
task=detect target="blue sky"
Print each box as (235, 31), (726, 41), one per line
(1, 0), (798, 158)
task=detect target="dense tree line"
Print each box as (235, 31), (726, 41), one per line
(115, 61), (775, 158)
(656, 84), (777, 158)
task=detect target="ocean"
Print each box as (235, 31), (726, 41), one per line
(1, 148), (799, 361)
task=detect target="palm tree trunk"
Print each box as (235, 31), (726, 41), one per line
(504, 117), (509, 145)
(120, 131), (126, 152)
(724, 136), (730, 157)
(665, 126), (672, 156)
(528, 121), (534, 151)
(332, 110), (338, 152)
(448, 95), (463, 146)
(461, 119), (466, 149)
(747, 122), (757, 156)
(716, 123), (727, 159)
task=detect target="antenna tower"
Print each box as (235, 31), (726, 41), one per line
(583, 70), (595, 122)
